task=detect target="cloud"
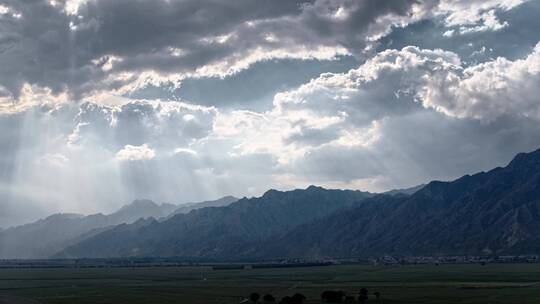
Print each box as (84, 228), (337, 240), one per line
(210, 41), (540, 189)
(211, 46), (460, 164)
(1, 0), (533, 113)
(272, 42), (540, 123)
(129, 56), (360, 111)
(0, 85), (69, 114)
(2, 37), (540, 226)
(0, 0), (444, 105)
(436, 0), (526, 34)
(0, 0), (538, 228)
(377, 0), (540, 67)
(69, 99), (217, 150)
(173, 148), (197, 156)
(116, 144), (156, 161)
(415, 42), (540, 121)
(0, 4), (10, 15)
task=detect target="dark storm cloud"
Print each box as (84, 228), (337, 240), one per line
(71, 0), (309, 70)
(0, 1), (99, 97)
(0, 0), (436, 101)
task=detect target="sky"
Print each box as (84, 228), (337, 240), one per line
(0, 0), (539, 228)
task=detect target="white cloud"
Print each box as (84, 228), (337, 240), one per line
(64, 0), (88, 15)
(173, 148), (197, 156)
(68, 99), (217, 149)
(0, 84), (69, 114)
(116, 144), (156, 161)
(0, 4), (10, 15)
(436, 0), (526, 35)
(417, 42), (540, 121)
(269, 41), (540, 124)
(207, 41), (540, 188)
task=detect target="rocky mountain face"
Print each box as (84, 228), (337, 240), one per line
(13, 148), (540, 260)
(167, 196), (238, 218)
(58, 187), (373, 258)
(261, 149), (540, 258)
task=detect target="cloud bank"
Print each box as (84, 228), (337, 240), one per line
(0, 0), (539, 227)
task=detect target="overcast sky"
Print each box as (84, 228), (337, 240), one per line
(1, 0), (539, 228)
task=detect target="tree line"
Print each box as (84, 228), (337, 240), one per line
(242, 288), (382, 303)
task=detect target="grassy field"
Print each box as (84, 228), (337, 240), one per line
(1, 263), (540, 303)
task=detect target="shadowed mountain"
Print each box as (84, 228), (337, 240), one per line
(260, 148), (540, 258)
(0, 199), (176, 259)
(110, 199), (177, 223)
(167, 196), (238, 218)
(60, 148), (540, 259)
(383, 184), (425, 196)
(58, 186), (374, 258)
(0, 195), (246, 259)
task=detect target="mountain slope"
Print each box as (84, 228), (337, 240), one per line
(110, 199), (177, 223)
(383, 184), (425, 196)
(0, 200), (176, 259)
(59, 186), (373, 258)
(57, 148), (540, 259)
(261, 148), (540, 258)
(168, 196), (238, 218)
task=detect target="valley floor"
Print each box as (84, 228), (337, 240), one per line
(1, 263), (540, 303)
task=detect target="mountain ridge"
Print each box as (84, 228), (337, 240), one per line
(0, 197), (236, 259)
(58, 187), (374, 258)
(59, 147), (540, 259)
(259, 147), (540, 258)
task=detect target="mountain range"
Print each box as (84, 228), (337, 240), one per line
(58, 148), (540, 259)
(266, 149), (540, 258)
(0, 197), (238, 259)
(4, 147), (540, 260)
(58, 187), (374, 258)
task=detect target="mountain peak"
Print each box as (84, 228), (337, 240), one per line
(262, 189), (282, 197)
(107, 199), (173, 224)
(112, 199), (169, 214)
(306, 185), (325, 191)
(508, 148), (540, 168)
(60, 183), (373, 259)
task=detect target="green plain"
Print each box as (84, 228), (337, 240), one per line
(1, 263), (540, 303)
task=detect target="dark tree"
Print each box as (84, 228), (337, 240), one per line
(250, 292), (261, 303)
(263, 294), (276, 303)
(279, 296), (292, 304)
(291, 293), (306, 304)
(321, 290), (345, 303)
(359, 288), (369, 304)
